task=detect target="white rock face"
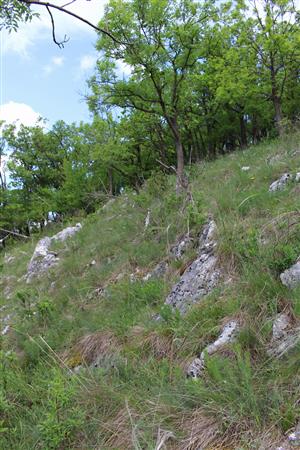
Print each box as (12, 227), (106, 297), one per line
(51, 223), (82, 242)
(268, 327), (300, 358)
(165, 220), (220, 314)
(272, 312), (291, 341)
(26, 224), (82, 283)
(280, 259), (300, 289)
(269, 173), (293, 192)
(268, 313), (300, 359)
(269, 172), (300, 192)
(187, 320), (239, 378)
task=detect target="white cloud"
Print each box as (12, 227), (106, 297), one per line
(0, 101), (42, 127)
(53, 56), (64, 66)
(43, 56), (65, 75)
(80, 54), (98, 71)
(1, 0), (107, 56)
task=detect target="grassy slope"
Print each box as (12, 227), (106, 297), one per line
(1, 132), (300, 449)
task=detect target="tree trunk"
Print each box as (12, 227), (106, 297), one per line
(240, 115), (247, 149)
(270, 57), (284, 136)
(175, 137), (187, 193)
(108, 167), (113, 196)
(167, 116), (188, 193)
(273, 94), (284, 136)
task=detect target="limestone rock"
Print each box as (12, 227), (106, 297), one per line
(1, 311), (12, 336)
(187, 320), (239, 378)
(280, 259), (300, 289)
(26, 223), (82, 283)
(269, 173), (293, 192)
(268, 312), (300, 358)
(268, 327), (300, 358)
(272, 312), (291, 341)
(143, 262), (168, 281)
(165, 220), (220, 314)
(51, 223), (82, 242)
(269, 172), (300, 192)
(171, 234), (194, 259)
(26, 237), (59, 283)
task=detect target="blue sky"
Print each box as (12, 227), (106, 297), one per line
(0, 0), (109, 127)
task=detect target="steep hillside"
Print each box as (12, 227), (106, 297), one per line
(1, 132), (300, 449)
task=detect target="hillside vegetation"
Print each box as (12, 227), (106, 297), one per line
(1, 132), (300, 449)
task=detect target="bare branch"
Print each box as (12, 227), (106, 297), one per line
(61, 0), (77, 8)
(46, 5), (69, 48)
(17, 0), (124, 44)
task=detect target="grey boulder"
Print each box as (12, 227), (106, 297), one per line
(26, 223), (82, 283)
(280, 259), (300, 289)
(165, 220), (220, 314)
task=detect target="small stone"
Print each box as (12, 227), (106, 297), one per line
(144, 210), (151, 229)
(1, 325), (10, 336)
(288, 431), (300, 446)
(241, 166), (250, 171)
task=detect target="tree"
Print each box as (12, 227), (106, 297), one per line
(88, 0), (213, 192)
(244, 0), (300, 135)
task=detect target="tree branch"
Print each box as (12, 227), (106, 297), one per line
(17, 0), (123, 44)
(46, 5), (69, 48)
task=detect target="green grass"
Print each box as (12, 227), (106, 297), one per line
(1, 132), (300, 449)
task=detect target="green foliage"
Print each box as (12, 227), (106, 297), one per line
(37, 369), (84, 450)
(0, 0), (36, 31)
(268, 242), (300, 275)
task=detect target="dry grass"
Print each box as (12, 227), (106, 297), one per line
(100, 405), (141, 450)
(129, 326), (174, 360)
(64, 331), (120, 368)
(174, 409), (231, 450)
(259, 211), (300, 245)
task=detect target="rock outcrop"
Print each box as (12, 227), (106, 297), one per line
(187, 320), (239, 378)
(269, 172), (300, 192)
(26, 223), (82, 283)
(170, 234), (194, 260)
(280, 258), (300, 289)
(268, 312), (300, 358)
(143, 262), (168, 281)
(165, 220), (220, 314)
